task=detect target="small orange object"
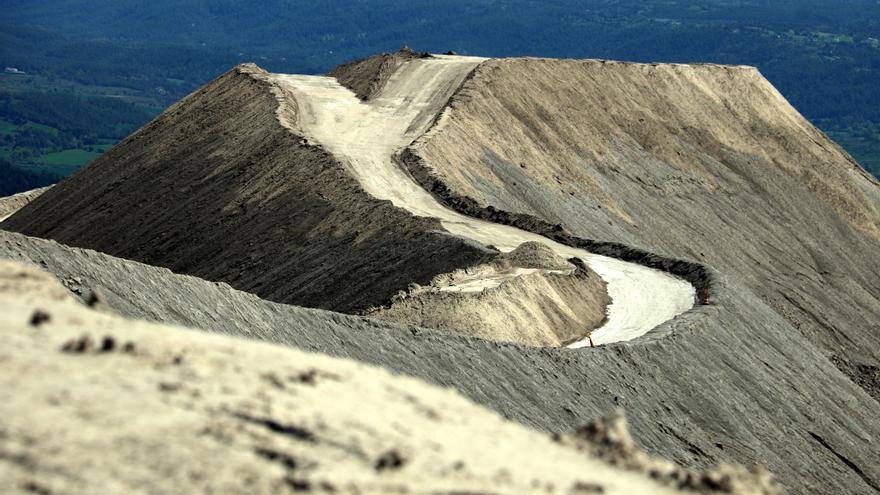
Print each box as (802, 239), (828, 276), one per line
(702, 287), (710, 305)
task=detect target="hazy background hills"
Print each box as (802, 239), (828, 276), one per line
(1, 0), (879, 194)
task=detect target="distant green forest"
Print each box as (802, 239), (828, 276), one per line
(1, 0), (878, 189)
(0, 158), (58, 196)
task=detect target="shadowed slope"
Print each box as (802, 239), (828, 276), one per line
(328, 47), (431, 100)
(2, 64), (490, 313)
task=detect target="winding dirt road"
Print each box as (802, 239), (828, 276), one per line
(275, 55), (695, 346)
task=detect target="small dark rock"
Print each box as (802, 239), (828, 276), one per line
(29, 310), (51, 327)
(159, 382), (181, 392)
(61, 335), (93, 353)
(255, 447), (298, 470)
(87, 288), (108, 309)
(285, 477), (311, 491)
(293, 369), (318, 385)
(99, 336), (116, 352)
(375, 449), (406, 471)
(571, 481), (605, 493)
(22, 481), (52, 495)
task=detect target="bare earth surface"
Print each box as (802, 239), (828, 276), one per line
(275, 55), (695, 346)
(0, 260), (780, 495)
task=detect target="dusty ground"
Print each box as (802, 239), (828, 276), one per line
(0, 260), (780, 495)
(368, 242), (610, 346)
(0, 186), (50, 222)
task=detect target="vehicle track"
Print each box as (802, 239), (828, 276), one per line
(275, 55), (695, 346)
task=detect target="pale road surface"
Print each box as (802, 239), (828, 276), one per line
(275, 55), (695, 346)
(437, 267), (573, 294)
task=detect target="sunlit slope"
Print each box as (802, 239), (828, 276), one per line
(407, 56), (880, 367)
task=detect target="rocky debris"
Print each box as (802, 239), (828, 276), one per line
(831, 355), (880, 403)
(0, 260), (771, 495)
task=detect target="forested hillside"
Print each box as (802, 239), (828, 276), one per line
(1, 0), (878, 188)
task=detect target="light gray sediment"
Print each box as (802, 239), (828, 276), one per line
(2, 229), (878, 494)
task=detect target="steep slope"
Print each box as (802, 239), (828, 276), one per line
(2, 260), (782, 495)
(404, 57), (880, 397)
(1, 64), (491, 313)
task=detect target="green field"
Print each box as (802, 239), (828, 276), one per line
(21, 122), (60, 135)
(90, 142), (115, 152)
(0, 119), (62, 136)
(37, 148), (101, 166)
(0, 119), (17, 135)
(21, 163), (82, 176)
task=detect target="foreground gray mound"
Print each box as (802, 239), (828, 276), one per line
(0, 260), (779, 495)
(1, 230), (877, 494)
